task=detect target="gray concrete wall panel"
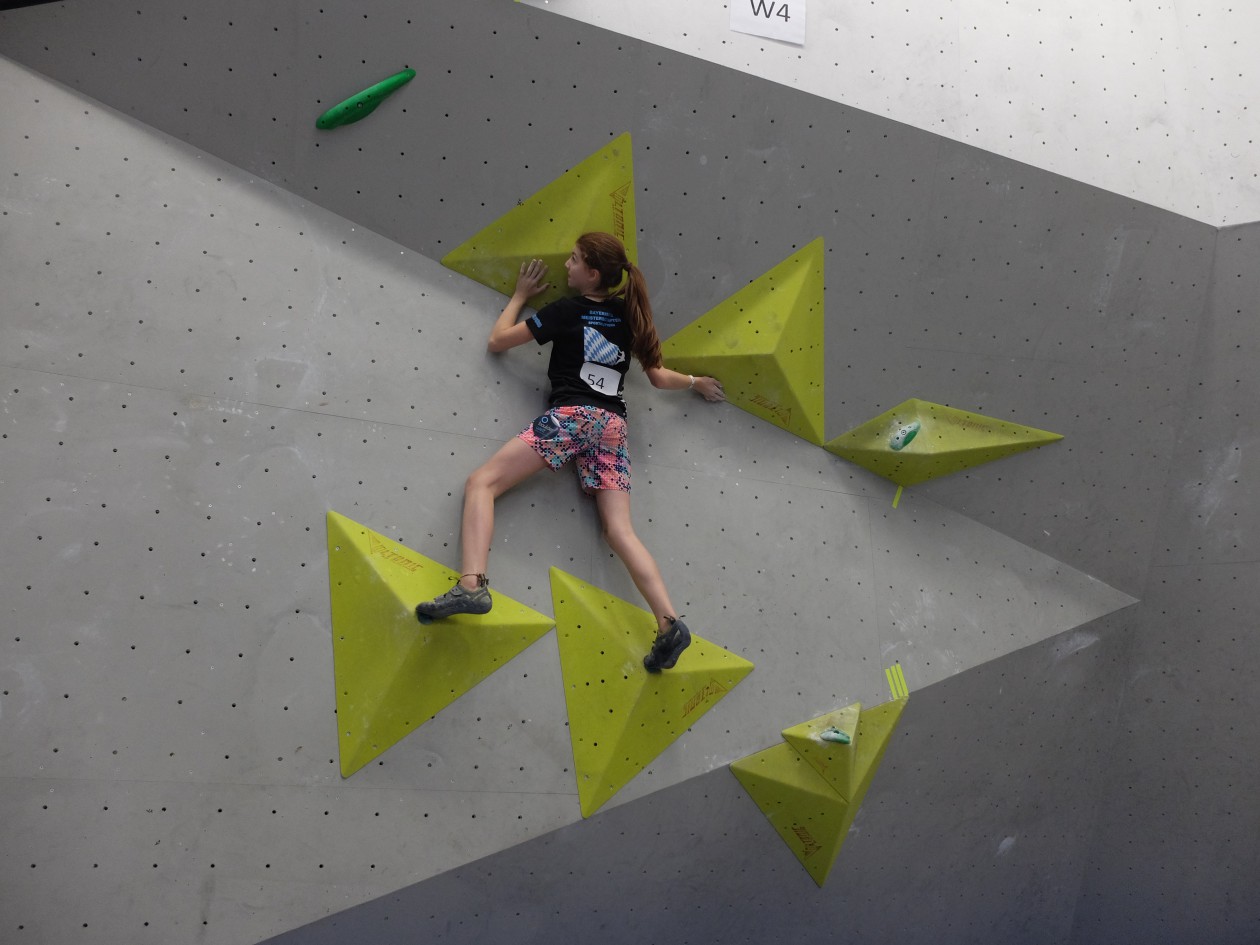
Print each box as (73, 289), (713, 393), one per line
(1068, 223), (1260, 945)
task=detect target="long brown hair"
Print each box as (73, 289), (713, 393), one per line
(576, 232), (663, 370)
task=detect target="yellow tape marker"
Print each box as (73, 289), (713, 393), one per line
(892, 485), (904, 508)
(885, 663), (910, 700)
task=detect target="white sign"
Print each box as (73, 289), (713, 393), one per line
(581, 361), (621, 394)
(730, 0), (806, 46)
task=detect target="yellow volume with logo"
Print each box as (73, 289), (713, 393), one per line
(662, 237), (826, 445)
(731, 696), (908, 885)
(549, 567), (754, 817)
(326, 511), (554, 777)
(442, 133), (638, 310)
(825, 398), (1063, 487)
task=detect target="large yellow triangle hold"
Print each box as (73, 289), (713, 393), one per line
(327, 511), (554, 777)
(549, 567), (754, 817)
(441, 133), (638, 309)
(730, 743), (852, 887)
(661, 237), (826, 445)
(824, 398), (1063, 487)
(731, 696), (909, 885)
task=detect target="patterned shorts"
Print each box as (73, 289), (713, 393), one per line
(517, 405), (631, 494)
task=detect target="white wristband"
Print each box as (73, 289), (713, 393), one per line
(688, 375), (695, 390)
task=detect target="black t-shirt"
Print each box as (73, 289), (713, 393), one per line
(526, 295), (633, 417)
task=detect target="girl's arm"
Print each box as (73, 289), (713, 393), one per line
(644, 365), (725, 402)
(487, 259), (550, 353)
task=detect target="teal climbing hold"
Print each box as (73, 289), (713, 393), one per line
(315, 68), (416, 130)
(889, 420), (920, 451)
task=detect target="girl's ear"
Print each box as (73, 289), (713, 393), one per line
(576, 262), (602, 293)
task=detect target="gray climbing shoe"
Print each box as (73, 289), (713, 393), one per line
(643, 616), (691, 672)
(415, 579), (492, 622)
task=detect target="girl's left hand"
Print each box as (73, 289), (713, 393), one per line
(693, 376), (725, 402)
(514, 258), (550, 300)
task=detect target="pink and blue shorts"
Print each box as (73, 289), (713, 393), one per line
(517, 405), (631, 494)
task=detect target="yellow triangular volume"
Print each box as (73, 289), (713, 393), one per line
(731, 696), (909, 885)
(441, 133), (638, 309)
(327, 511), (554, 777)
(730, 743), (852, 887)
(823, 398), (1063, 487)
(782, 702), (862, 802)
(662, 237), (826, 445)
(549, 567), (754, 817)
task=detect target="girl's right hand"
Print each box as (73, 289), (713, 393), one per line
(514, 258), (550, 300)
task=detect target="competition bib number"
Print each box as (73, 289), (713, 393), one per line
(582, 361), (620, 394)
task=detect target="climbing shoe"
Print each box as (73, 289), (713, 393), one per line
(643, 616), (691, 673)
(415, 577), (491, 622)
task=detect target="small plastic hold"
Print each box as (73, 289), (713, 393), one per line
(819, 727), (851, 744)
(889, 420), (920, 451)
(316, 68), (417, 130)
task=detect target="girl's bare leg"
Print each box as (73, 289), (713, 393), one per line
(594, 489), (676, 633)
(459, 438), (547, 589)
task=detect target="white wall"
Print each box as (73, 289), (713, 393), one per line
(521, 0), (1260, 225)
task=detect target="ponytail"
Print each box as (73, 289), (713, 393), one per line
(575, 232), (663, 370)
(621, 262), (663, 369)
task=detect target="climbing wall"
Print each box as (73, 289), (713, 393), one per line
(2, 1), (1255, 943)
(0, 0), (1214, 595)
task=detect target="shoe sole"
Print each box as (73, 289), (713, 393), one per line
(415, 599), (491, 624)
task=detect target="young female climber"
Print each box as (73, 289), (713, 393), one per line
(415, 232), (725, 672)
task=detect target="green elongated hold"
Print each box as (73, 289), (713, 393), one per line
(315, 68), (416, 129)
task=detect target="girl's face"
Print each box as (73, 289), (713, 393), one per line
(565, 245), (601, 294)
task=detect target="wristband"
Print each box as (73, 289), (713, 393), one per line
(688, 375), (695, 390)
